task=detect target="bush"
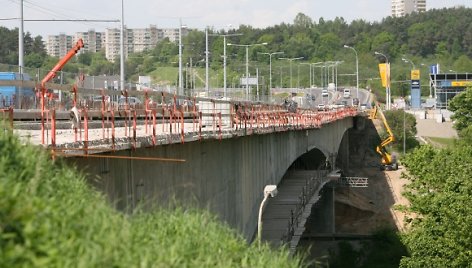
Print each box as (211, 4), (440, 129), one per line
(0, 130), (303, 267)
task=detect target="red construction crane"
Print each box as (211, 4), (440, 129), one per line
(40, 38), (84, 144)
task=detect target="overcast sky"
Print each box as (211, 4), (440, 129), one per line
(0, 0), (470, 37)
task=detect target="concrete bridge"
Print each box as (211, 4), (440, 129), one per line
(61, 113), (360, 244)
(1, 83), (365, 245)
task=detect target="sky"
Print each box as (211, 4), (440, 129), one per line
(0, 0), (470, 37)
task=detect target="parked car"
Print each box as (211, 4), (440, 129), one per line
(317, 103), (326, 111)
(321, 89), (329, 97)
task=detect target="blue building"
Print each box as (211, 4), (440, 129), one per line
(0, 72), (34, 108)
(431, 72), (472, 109)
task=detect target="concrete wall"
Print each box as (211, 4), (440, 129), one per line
(69, 117), (353, 240)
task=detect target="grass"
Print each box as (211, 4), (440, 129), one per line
(148, 67), (215, 89)
(425, 136), (456, 148)
(0, 129), (304, 267)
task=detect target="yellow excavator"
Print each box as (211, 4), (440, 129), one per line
(369, 103), (398, 171)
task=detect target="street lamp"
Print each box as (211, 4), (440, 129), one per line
(400, 57), (418, 156)
(344, 45), (359, 102)
(374, 51), (391, 110)
(208, 31), (242, 98)
(178, 20), (187, 95)
(257, 185), (278, 246)
(401, 57), (416, 69)
(227, 42), (268, 99)
(258, 51), (284, 101)
(278, 57), (304, 89)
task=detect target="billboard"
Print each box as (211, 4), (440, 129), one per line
(239, 77), (258, 86)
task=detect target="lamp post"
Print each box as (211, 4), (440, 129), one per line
(257, 185), (278, 247)
(374, 51), (390, 110)
(278, 57), (304, 89)
(120, 0), (125, 92)
(401, 57), (416, 156)
(205, 27), (209, 95)
(402, 57), (415, 69)
(227, 42), (268, 99)
(258, 51), (284, 101)
(344, 45), (359, 102)
(208, 30), (242, 98)
(178, 20), (188, 95)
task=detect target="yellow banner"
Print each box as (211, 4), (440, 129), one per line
(378, 63), (390, 88)
(411, 69), (420, 80)
(451, 81), (472, 87)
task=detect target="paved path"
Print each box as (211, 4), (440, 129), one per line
(416, 119), (457, 138)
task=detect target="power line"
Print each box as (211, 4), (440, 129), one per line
(24, 19), (119, 22)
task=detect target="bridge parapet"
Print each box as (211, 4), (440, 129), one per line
(0, 85), (359, 155)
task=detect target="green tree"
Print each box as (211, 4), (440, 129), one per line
(449, 87), (472, 134)
(293, 12), (313, 28)
(384, 110), (419, 152)
(400, 144), (472, 267)
(372, 31), (396, 58)
(316, 32), (341, 60)
(78, 51), (93, 66)
(452, 55), (472, 73)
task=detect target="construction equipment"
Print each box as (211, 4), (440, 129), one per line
(370, 103), (398, 171)
(39, 38), (84, 144)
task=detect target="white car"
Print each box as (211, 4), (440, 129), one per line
(343, 89), (351, 98)
(317, 103), (326, 111)
(321, 89), (329, 97)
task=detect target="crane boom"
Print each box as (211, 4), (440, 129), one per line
(41, 38), (84, 87)
(39, 38), (84, 145)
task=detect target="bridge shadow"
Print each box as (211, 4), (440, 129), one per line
(297, 117), (408, 267)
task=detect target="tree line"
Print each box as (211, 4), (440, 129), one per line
(1, 7), (471, 96)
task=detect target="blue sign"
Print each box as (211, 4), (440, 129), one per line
(430, 64), (440, 75)
(411, 79), (421, 109)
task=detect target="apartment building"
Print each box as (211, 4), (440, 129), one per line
(392, 0), (426, 17)
(73, 29), (104, 53)
(104, 25), (188, 62)
(45, 25), (188, 62)
(45, 33), (73, 58)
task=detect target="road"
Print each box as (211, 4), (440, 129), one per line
(272, 87), (371, 109)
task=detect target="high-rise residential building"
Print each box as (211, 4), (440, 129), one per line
(46, 33), (73, 58)
(392, 0), (426, 17)
(104, 25), (188, 62)
(45, 25), (188, 62)
(74, 29), (104, 53)
(132, 25), (159, 53)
